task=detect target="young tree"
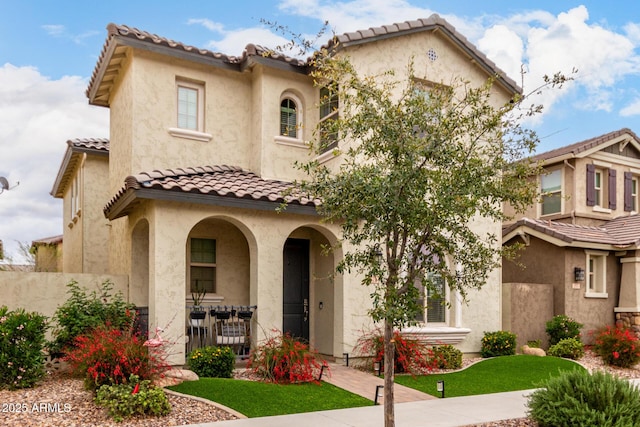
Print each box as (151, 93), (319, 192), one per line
(294, 48), (570, 427)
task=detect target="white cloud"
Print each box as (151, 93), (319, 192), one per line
(620, 98), (640, 117)
(0, 64), (108, 261)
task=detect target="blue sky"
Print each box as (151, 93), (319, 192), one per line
(1, 0), (639, 261)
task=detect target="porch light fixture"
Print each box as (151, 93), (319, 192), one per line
(437, 380), (445, 398)
(574, 267), (585, 282)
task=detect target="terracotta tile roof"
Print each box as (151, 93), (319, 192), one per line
(51, 138), (110, 198)
(503, 216), (640, 248)
(32, 235), (63, 246)
(88, 15), (520, 106)
(531, 128), (640, 163)
(104, 165), (320, 219)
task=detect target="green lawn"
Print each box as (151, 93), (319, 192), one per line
(396, 355), (586, 398)
(167, 378), (372, 418)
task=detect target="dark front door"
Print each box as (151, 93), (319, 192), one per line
(283, 238), (310, 341)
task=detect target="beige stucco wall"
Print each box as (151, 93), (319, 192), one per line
(503, 282), (554, 349)
(0, 272), (128, 339)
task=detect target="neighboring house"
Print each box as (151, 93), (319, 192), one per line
(503, 128), (640, 346)
(52, 16), (520, 364)
(31, 235), (63, 272)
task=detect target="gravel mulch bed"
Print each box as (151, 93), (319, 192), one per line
(2, 350), (639, 427)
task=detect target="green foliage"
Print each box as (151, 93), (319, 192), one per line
(0, 306), (48, 389)
(248, 331), (324, 383)
(526, 339), (541, 348)
(63, 323), (168, 391)
(545, 314), (582, 346)
(547, 337), (584, 360)
(187, 346), (235, 378)
(396, 354), (584, 398)
(481, 331), (517, 358)
(527, 369), (640, 426)
(430, 344), (463, 369)
(49, 280), (135, 355)
(352, 328), (436, 374)
(95, 375), (171, 422)
(593, 325), (640, 368)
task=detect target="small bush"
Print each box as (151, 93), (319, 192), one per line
(481, 331), (516, 358)
(527, 369), (640, 426)
(95, 375), (171, 422)
(187, 346), (235, 378)
(545, 314), (582, 346)
(64, 323), (168, 390)
(352, 328), (436, 374)
(0, 306), (48, 389)
(49, 280), (135, 355)
(547, 337), (584, 360)
(431, 344), (462, 369)
(526, 339), (541, 348)
(592, 325), (640, 368)
(248, 331), (324, 383)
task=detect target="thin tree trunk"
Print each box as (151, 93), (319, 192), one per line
(384, 317), (395, 427)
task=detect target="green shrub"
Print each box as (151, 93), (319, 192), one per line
(95, 375), (171, 422)
(593, 325), (640, 368)
(545, 314), (582, 346)
(248, 331), (325, 383)
(547, 337), (584, 360)
(49, 280), (135, 355)
(431, 344), (462, 369)
(481, 331), (516, 358)
(187, 346), (235, 378)
(0, 306), (48, 389)
(528, 369), (640, 426)
(526, 339), (541, 348)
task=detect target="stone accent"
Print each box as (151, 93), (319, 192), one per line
(615, 312), (640, 334)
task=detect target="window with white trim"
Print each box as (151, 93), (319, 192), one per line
(594, 168), (604, 207)
(586, 251), (608, 297)
(624, 172), (639, 212)
(280, 98), (298, 138)
(319, 86), (338, 152)
(189, 238), (216, 294)
(415, 272), (446, 324)
(176, 80), (204, 132)
(541, 169), (562, 215)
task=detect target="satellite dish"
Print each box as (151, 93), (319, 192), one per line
(0, 177), (18, 194)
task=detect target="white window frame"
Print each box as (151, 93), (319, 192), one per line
(188, 238), (217, 295)
(168, 79), (212, 142)
(275, 92), (305, 147)
(540, 169), (562, 216)
(632, 177), (638, 212)
(319, 86), (339, 152)
(415, 272), (448, 325)
(585, 250), (608, 298)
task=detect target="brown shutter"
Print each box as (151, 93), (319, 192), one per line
(609, 169), (617, 209)
(625, 172), (633, 211)
(586, 164), (596, 206)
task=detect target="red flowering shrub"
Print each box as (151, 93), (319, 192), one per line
(592, 325), (640, 368)
(353, 328), (437, 375)
(64, 323), (169, 390)
(248, 330), (325, 383)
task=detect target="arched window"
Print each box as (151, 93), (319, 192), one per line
(280, 98), (298, 138)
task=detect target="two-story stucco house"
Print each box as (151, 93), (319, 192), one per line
(503, 128), (640, 347)
(52, 15), (521, 364)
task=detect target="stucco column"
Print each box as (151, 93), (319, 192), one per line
(251, 232), (284, 344)
(148, 208), (188, 366)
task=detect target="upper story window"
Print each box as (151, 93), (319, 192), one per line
(415, 272), (446, 324)
(585, 250), (608, 298)
(540, 169), (562, 215)
(280, 98), (298, 138)
(190, 238), (216, 294)
(624, 172), (639, 212)
(586, 163), (616, 211)
(319, 86), (339, 152)
(169, 79), (211, 142)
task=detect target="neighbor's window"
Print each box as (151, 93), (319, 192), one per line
(586, 251), (608, 297)
(624, 172), (639, 212)
(541, 169), (562, 215)
(190, 238), (216, 294)
(632, 177), (638, 212)
(594, 169), (604, 207)
(280, 98), (298, 138)
(177, 80), (204, 132)
(319, 86), (338, 151)
(415, 272), (446, 323)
